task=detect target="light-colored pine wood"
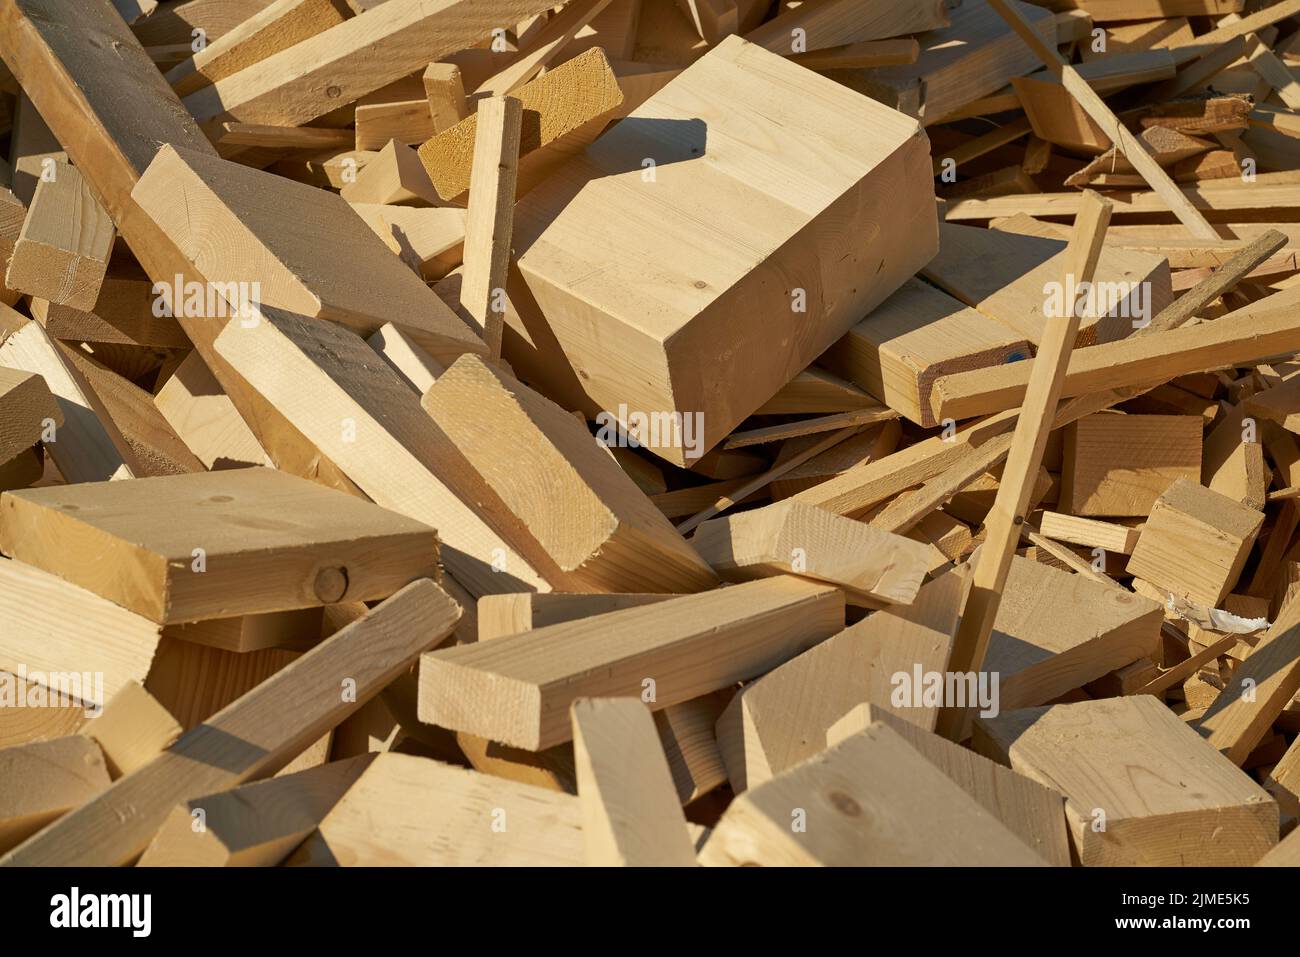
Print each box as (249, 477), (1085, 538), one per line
(690, 500), (931, 606)
(723, 408), (896, 450)
(476, 0), (615, 97)
(1038, 510), (1140, 554)
(0, 579), (458, 866)
(79, 680), (180, 779)
(0, 467), (439, 623)
(1126, 478), (1264, 607)
(338, 139), (442, 206)
(1202, 403), (1267, 511)
(0, 735), (110, 853)
(213, 303), (550, 597)
(742, 0), (947, 55)
(827, 702), (1070, 867)
(0, 672), (87, 750)
(288, 752), (584, 865)
(418, 46), (623, 202)
(514, 36), (936, 466)
(421, 354), (717, 594)
(754, 368), (877, 416)
(420, 576), (843, 751)
(353, 98), (436, 151)
(1060, 413), (1202, 516)
(29, 275), (193, 350)
(5, 161), (114, 312)
(183, 0), (560, 128)
(152, 350), (271, 471)
(975, 696), (1277, 866)
(365, 321), (445, 394)
(458, 96), (521, 357)
(137, 754), (373, 866)
(423, 62), (466, 133)
(571, 697), (695, 866)
(0, 312), (139, 482)
(0, 364), (60, 466)
(350, 204), (465, 280)
(166, 0), (350, 98)
(701, 720), (1047, 867)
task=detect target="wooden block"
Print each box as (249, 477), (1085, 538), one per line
(0, 313), (139, 482)
(5, 161), (114, 312)
(743, 0), (947, 54)
(700, 721), (1046, 866)
(1060, 414), (1203, 516)
(137, 754), (373, 866)
(477, 591), (673, 641)
(1203, 403), (1266, 511)
(573, 0), (643, 59)
(1038, 510), (1140, 554)
(419, 576), (844, 751)
(768, 422), (900, 499)
(133, 145), (482, 357)
(0, 365), (60, 466)
(826, 703), (1071, 867)
(0, 447), (42, 493)
(8, 94), (65, 206)
(349, 205), (465, 281)
(421, 354), (717, 593)
(754, 368), (876, 416)
(79, 680), (180, 779)
(165, 0), (350, 98)
(458, 96), (521, 357)
(417, 46), (623, 203)
(1, 579), (459, 866)
(0, 467), (439, 623)
(691, 500), (931, 606)
(30, 277), (192, 350)
(422, 62), (466, 133)
(213, 304), (550, 597)
(854, 1), (1057, 125)
(164, 607), (324, 654)
(676, 0), (738, 44)
(339, 139), (442, 206)
(0, 736), (110, 853)
(354, 98), (436, 151)
(820, 277), (1031, 428)
(974, 697), (1277, 866)
(183, 0), (560, 128)
(571, 697), (695, 866)
(715, 569), (963, 793)
(153, 350), (271, 470)
(923, 223), (1173, 349)
(0, 671), (87, 750)
(288, 752), (584, 865)
(1126, 478), (1264, 607)
(515, 36), (936, 465)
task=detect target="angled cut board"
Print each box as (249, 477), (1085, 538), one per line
(699, 721), (1047, 866)
(820, 277), (1031, 428)
(289, 752), (584, 866)
(419, 576), (844, 751)
(923, 223), (1172, 348)
(690, 499), (931, 606)
(421, 354), (717, 593)
(828, 703), (1070, 867)
(1, 580), (459, 866)
(0, 467), (439, 623)
(514, 35), (937, 465)
(0, 735), (110, 853)
(80, 680), (181, 778)
(715, 569), (963, 793)
(0, 365), (60, 466)
(152, 350), (271, 470)
(852, 0), (1057, 125)
(1061, 413), (1203, 516)
(974, 697), (1277, 866)
(132, 145), (484, 358)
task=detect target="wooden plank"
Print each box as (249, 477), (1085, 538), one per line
(0, 467), (440, 623)
(353, 98), (436, 151)
(423, 62), (467, 134)
(420, 355), (717, 593)
(0, 579), (459, 866)
(213, 303), (550, 596)
(1038, 510), (1140, 554)
(690, 499), (931, 606)
(1192, 591), (1300, 765)
(419, 576), (844, 751)
(182, 0), (560, 128)
(722, 408), (896, 449)
(288, 752), (584, 865)
(1040, 0), (1238, 20)
(165, 0), (350, 98)
(458, 96), (521, 357)
(754, 367), (878, 416)
(700, 721), (1046, 866)
(152, 350), (271, 470)
(79, 680), (180, 779)
(418, 46), (623, 203)
(0, 364), (60, 466)
(136, 755), (373, 866)
(788, 38), (919, 70)
(515, 36), (936, 466)
(975, 696), (1276, 866)
(571, 697), (695, 866)
(350, 204), (465, 281)
(0, 736), (110, 853)
(5, 161), (114, 311)
(1060, 413), (1202, 516)
(742, 0), (948, 55)
(0, 312), (139, 482)
(133, 145), (482, 356)
(1126, 478), (1264, 607)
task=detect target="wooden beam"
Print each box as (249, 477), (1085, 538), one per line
(0, 579), (459, 866)
(571, 697), (696, 866)
(152, 350), (271, 471)
(742, 0), (948, 55)
(1038, 511), (1140, 554)
(419, 576), (844, 751)
(0, 467), (439, 623)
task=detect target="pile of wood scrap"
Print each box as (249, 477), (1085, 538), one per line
(2, 0), (1300, 869)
